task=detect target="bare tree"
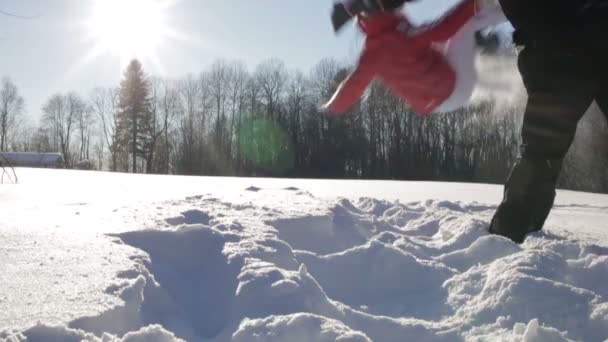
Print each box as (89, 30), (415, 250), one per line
(31, 127), (53, 153)
(147, 77), (179, 173)
(176, 74), (202, 174)
(76, 103), (94, 162)
(255, 58), (287, 119)
(156, 79), (179, 174)
(227, 61), (248, 173)
(0, 77), (25, 151)
(285, 70), (308, 168)
(9, 119), (35, 152)
(309, 58), (342, 101)
(67, 93), (88, 164)
(208, 60), (230, 167)
(91, 87), (119, 171)
(92, 140), (105, 170)
(41, 92), (85, 167)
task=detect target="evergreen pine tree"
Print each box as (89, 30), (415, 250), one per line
(115, 59), (153, 173)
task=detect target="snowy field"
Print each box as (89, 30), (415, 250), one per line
(1, 168), (608, 341)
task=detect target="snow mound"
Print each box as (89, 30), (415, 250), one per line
(232, 313), (371, 342)
(444, 246), (608, 341)
(0, 324), (183, 342)
(297, 239), (455, 318)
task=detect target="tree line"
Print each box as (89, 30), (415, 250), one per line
(2, 56), (607, 193)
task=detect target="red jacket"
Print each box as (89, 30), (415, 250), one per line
(325, 0), (476, 116)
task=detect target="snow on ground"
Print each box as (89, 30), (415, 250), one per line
(1, 168), (608, 341)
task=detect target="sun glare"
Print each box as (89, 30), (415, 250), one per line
(87, 0), (169, 61)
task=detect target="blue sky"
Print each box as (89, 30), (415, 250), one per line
(0, 0), (459, 120)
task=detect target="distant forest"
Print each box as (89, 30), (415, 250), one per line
(2, 55), (608, 193)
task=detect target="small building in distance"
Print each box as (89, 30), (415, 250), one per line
(0, 152), (65, 168)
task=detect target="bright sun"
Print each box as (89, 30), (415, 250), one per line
(87, 0), (169, 61)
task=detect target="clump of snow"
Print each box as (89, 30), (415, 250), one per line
(119, 325), (186, 342)
(513, 319), (574, 342)
(164, 209), (210, 226)
(437, 235), (522, 271)
(235, 262), (339, 320)
(232, 313), (371, 342)
(225, 237), (300, 271)
(464, 317), (576, 342)
(592, 302), (608, 321)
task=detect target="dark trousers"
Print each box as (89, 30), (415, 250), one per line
(489, 45), (608, 243)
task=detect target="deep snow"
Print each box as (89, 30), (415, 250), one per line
(1, 168), (607, 341)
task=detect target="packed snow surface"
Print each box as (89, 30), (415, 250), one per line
(1, 168), (608, 341)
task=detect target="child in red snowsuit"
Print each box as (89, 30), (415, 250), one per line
(323, 0), (506, 115)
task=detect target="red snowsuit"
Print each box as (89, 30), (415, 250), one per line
(325, 0), (477, 115)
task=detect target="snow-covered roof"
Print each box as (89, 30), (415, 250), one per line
(0, 152), (64, 166)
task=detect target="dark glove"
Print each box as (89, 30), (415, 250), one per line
(331, 3), (354, 33)
(382, 0), (415, 11)
(331, 0), (417, 33)
(332, 0), (379, 33)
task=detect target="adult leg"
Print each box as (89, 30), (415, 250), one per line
(434, 7), (507, 112)
(489, 47), (595, 243)
(594, 54), (608, 123)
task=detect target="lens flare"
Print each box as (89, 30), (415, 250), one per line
(238, 118), (295, 175)
(87, 0), (168, 61)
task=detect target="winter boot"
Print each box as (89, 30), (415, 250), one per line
(489, 155), (562, 243)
